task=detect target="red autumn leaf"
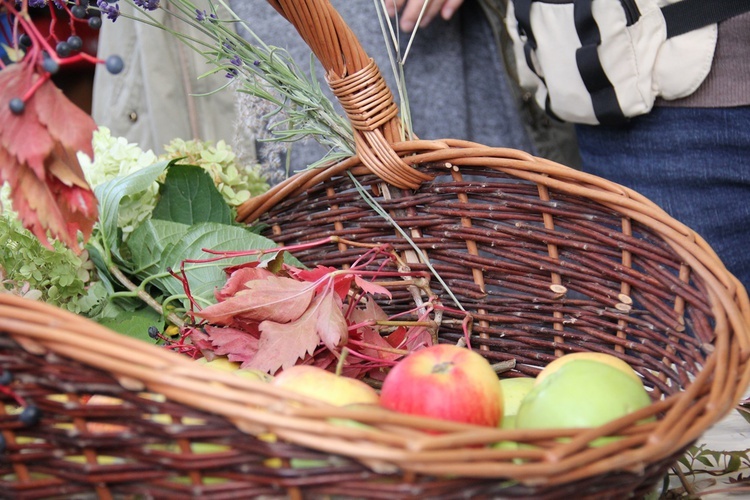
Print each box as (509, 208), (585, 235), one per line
(348, 296), (389, 326)
(196, 275), (315, 325)
(287, 264), (352, 299)
(361, 326), (401, 361)
(287, 265), (335, 283)
(0, 63), (97, 251)
(315, 289), (348, 350)
(245, 295), (328, 374)
(386, 326), (433, 352)
(185, 326), (214, 357)
(354, 275), (392, 299)
(215, 266), (275, 301)
(205, 325), (260, 365)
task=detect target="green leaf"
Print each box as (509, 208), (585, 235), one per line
(98, 307), (164, 343)
(151, 165), (233, 225)
(127, 219), (191, 277)
(95, 161), (170, 262)
(727, 453), (744, 473)
(157, 222), (301, 307)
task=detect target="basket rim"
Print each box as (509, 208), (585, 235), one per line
(1, 289), (749, 484)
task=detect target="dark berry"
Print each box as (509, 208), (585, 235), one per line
(71, 4), (87, 18)
(19, 405), (41, 426)
(88, 16), (102, 29)
(148, 326), (160, 339)
(56, 41), (71, 58)
(9, 98), (25, 115)
(19, 34), (32, 48)
(67, 35), (83, 51)
(0, 370), (12, 385)
(105, 54), (124, 74)
(42, 57), (59, 74)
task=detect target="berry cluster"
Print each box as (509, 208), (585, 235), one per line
(1, 0), (124, 115)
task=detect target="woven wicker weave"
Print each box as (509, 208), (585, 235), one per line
(1, 0), (749, 498)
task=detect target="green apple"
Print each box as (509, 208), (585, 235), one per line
(536, 352), (641, 386)
(271, 365), (380, 407)
(499, 377), (536, 418)
(492, 378), (534, 450)
(516, 359), (652, 444)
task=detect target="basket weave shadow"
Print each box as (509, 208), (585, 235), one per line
(1, 0), (749, 498)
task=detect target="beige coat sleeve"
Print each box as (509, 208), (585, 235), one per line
(91, 1), (238, 155)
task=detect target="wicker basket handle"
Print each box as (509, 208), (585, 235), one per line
(266, 0), (433, 189)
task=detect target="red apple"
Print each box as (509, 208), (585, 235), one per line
(379, 344), (503, 427)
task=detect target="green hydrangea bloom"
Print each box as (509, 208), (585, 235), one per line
(0, 189), (99, 314)
(161, 138), (268, 206)
(78, 127), (160, 237)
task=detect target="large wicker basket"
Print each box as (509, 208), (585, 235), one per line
(1, 0), (749, 498)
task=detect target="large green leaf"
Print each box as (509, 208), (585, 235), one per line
(157, 222), (301, 307)
(98, 307), (164, 343)
(127, 219), (191, 277)
(151, 165), (233, 225)
(95, 161), (170, 262)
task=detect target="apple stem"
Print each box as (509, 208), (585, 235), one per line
(492, 359), (516, 374)
(431, 361), (454, 374)
(335, 347), (349, 376)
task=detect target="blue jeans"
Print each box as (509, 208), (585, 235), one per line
(576, 105), (750, 290)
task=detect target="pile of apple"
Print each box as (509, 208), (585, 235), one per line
(203, 344), (653, 446)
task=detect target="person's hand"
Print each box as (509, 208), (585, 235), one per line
(386, 0), (465, 32)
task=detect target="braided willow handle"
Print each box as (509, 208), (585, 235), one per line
(266, 0), (432, 189)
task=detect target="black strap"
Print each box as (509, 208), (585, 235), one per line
(573, 0), (626, 124)
(513, 0), (750, 124)
(664, 0), (750, 38)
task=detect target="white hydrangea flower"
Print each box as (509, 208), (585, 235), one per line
(77, 127), (161, 238)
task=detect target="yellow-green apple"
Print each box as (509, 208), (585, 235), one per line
(271, 365), (380, 407)
(492, 377), (534, 450)
(499, 377), (536, 427)
(198, 356), (274, 383)
(536, 352), (641, 386)
(379, 344), (503, 427)
(516, 359), (652, 444)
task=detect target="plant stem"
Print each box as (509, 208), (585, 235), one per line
(108, 265), (185, 328)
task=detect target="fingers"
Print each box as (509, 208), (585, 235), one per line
(386, 0), (465, 32)
(384, 0), (407, 18)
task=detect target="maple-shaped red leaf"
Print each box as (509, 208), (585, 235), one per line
(360, 326), (401, 361)
(348, 296), (389, 326)
(205, 325), (260, 365)
(196, 275), (315, 325)
(386, 326), (433, 352)
(245, 294), (329, 374)
(287, 265), (353, 299)
(354, 275), (392, 299)
(0, 63), (98, 251)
